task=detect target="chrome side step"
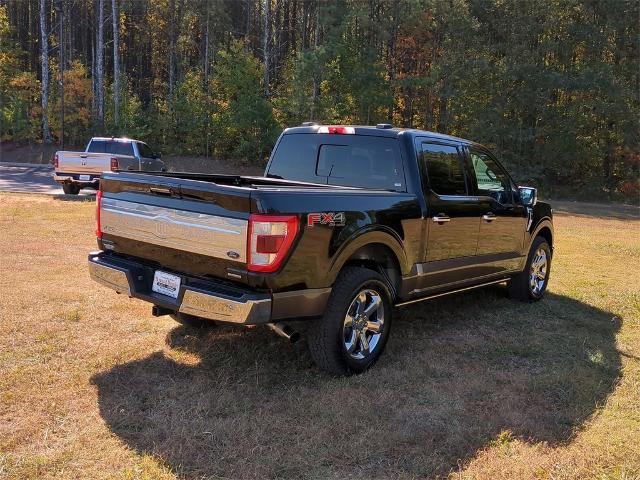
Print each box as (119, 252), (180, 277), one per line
(395, 278), (508, 307)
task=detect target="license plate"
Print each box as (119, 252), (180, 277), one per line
(152, 270), (181, 298)
(79, 174), (91, 181)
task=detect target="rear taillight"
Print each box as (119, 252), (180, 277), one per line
(317, 125), (355, 135)
(247, 214), (299, 272)
(110, 157), (119, 171)
(53, 153), (59, 168)
(96, 190), (103, 238)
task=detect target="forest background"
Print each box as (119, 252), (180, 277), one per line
(1, 0), (638, 202)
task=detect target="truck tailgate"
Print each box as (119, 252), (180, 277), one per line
(57, 151), (115, 174)
(98, 172), (253, 281)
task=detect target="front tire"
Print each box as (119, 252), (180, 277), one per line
(308, 267), (393, 376)
(62, 183), (80, 195)
(508, 236), (552, 301)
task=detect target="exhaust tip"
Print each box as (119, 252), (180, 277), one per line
(289, 330), (301, 344)
(267, 322), (300, 343)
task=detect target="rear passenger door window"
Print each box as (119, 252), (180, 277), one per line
(420, 143), (467, 196)
(417, 140), (482, 265)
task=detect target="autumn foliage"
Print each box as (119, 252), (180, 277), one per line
(0, 1), (638, 202)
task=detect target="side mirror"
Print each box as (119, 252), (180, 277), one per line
(519, 186), (537, 206)
(154, 152), (162, 159)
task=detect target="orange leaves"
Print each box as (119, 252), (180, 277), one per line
(48, 61), (93, 142)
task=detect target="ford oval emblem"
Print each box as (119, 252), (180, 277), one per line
(226, 250), (240, 259)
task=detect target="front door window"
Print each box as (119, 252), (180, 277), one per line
(469, 149), (525, 258)
(469, 151), (512, 204)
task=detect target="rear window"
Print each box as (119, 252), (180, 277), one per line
(87, 140), (134, 156)
(266, 134), (405, 191)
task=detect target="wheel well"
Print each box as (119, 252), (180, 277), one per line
(342, 243), (401, 299)
(537, 226), (553, 249)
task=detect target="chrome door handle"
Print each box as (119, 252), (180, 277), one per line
(482, 213), (497, 222)
(432, 215), (451, 223)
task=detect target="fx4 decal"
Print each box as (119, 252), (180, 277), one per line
(307, 212), (346, 227)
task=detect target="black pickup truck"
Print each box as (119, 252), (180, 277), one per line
(89, 124), (553, 375)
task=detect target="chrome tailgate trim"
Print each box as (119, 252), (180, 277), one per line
(100, 198), (247, 262)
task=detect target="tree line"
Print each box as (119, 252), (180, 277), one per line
(0, 0), (638, 202)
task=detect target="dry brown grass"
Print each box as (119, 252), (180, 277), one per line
(0, 192), (639, 479)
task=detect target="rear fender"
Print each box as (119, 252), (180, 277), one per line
(326, 227), (408, 287)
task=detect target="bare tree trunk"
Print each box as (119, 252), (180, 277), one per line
(281, 0), (289, 62)
(39, 0), (52, 143)
(263, 0), (270, 97)
(274, 0), (281, 82)
(245, 0), (251, 40)
(437, 96), (447, 133)
(290, 0), (297, 52)
(309, 10), (319, 121)
(57, 0), (64, 147)
(387, 1), (399, 123)
(96, 0), (104, 130)
(203, 0), (209, 88)
(111, 0), (120, 129)
(168, 0), (175, 103)
(302, 0), (308, 49)
(91, 32), (96, 122)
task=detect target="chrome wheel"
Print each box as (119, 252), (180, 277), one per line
(343, 289), (385, 360)
(529, 247), (548, 295)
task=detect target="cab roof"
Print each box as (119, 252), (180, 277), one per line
(282, 124), (481, 148)
(90, 136), (142, 143)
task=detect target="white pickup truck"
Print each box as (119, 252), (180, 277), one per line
(53, 137), (165, 194)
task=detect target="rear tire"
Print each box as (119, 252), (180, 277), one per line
(308, 267), (393, 376)
(508, 236), (551, 301)
(62, 183), (80, 195)
(170, 312), (217, 329)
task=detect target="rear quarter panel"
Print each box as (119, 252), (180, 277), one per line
(247, 189), (423, 291)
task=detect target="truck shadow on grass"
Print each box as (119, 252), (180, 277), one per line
(91, 288), (621, 479)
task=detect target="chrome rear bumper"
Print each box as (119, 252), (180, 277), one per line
(88, 258), (131, 296)
(54, 173), (100, 184)
(88, 252), (272, 324)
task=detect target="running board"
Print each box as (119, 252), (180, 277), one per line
(395, 278), (508, 307)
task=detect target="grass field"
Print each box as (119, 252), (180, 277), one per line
(0, 192), (638, 479)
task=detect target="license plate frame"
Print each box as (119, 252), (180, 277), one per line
(79, 174), (91, 181)
(152, 270), (181, 299)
